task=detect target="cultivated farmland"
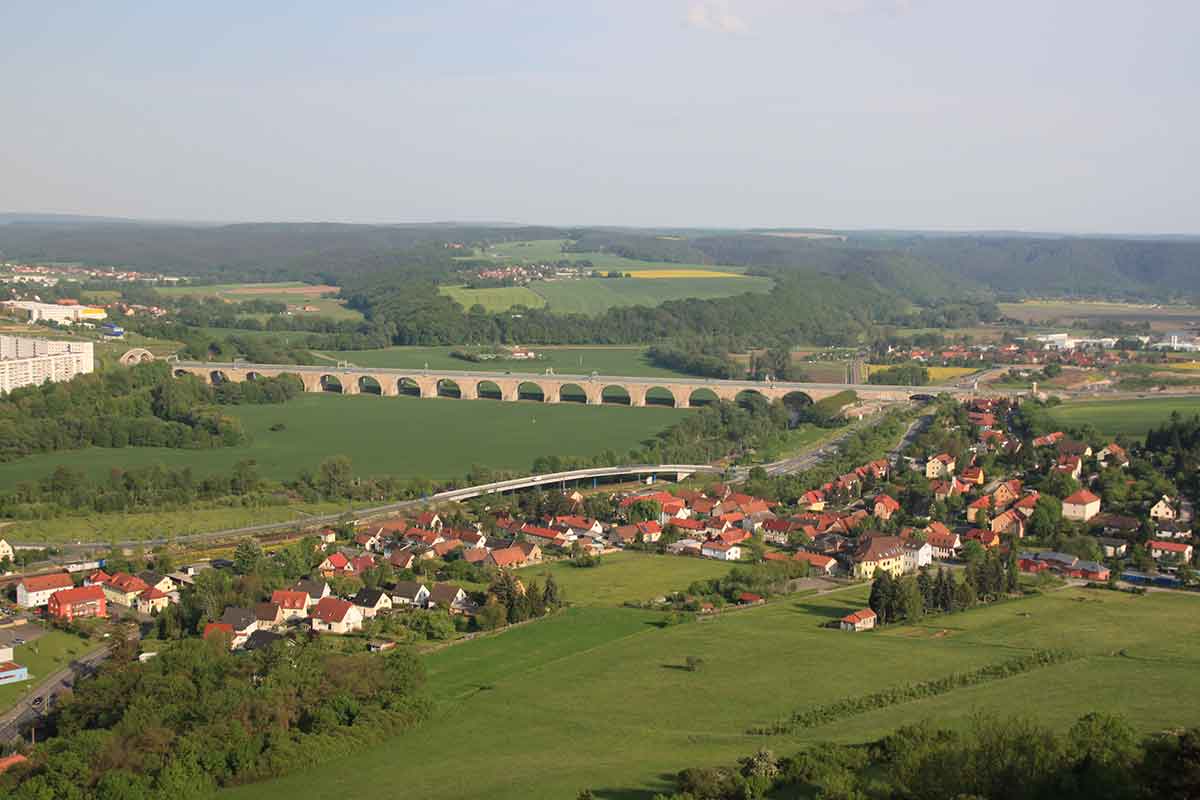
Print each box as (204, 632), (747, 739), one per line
(222, 587), (1200, 800)
(1046, 396), (1200, 438)
(0, 394), (683, 490)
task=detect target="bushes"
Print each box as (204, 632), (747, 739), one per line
(752, 649), (1079, 736)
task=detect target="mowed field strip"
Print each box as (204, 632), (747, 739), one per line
(223, 585), (1200, 800)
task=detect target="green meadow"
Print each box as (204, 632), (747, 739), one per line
(0, 393), (682, 490)
(528, 274), (773, 315)
(223, 586), (1200, 800)
(516, 552), (732, 607)
(1046, 396), (1200, 438)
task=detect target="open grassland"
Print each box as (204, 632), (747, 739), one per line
(1046, 396), (1200, 438)
(0, 393), (681, 492)
(530, 275), (772, 315)
(517, 552), (732, 607)
(224, 587), (1200, 800)
(156, 281), (363, 321)
(0, 630), (98, 711)
(318, 344), (696, 378)
(439, 284), (545, 312)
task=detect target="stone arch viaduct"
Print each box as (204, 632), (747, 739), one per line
(173, 360), (980, 407)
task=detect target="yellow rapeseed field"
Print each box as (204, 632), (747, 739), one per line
(628, 269), (743, 279)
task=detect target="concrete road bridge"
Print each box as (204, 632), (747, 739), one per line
(172, 361), (982, 407)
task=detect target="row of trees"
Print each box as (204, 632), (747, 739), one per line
(640, 711), (1200, 800)
(869, 550), (1020, 625)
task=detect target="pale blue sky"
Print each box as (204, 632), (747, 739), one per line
(2, 1), (1197, 232)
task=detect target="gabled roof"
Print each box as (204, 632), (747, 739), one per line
(428, 583), (465, 606)
(271, 589), (309, 610)
(293, 578), (329, 600)
(352, 588), (388, 608)
(488, 547), (527, 567)
(323, 552), (350, 569)
(392, 580), (429, 600)
(842, 608), (876, 624)
(106, 572), (151, 594)
(220, 606), (257, 632)
(1064, 489), (1101, 505)
(254, 601), (281, 622)
(19, 572), (74, 593)
(312, 596), (356, 623)
(49, 584), (105, 605)
(244, 629), (286, 651)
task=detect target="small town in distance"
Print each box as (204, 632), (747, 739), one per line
(3, 4), (1200, 798)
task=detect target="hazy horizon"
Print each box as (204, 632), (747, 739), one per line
(4, 2), (1198, 234)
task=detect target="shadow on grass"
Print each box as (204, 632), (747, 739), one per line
(592, 772), (677, 800)
(789, 600), (857, 620)
(660, 663), (697, 672)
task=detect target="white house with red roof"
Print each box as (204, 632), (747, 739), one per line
(16, 572), (74, 608)
(310, 597), (363, 634)
(1148, 540), (1193, 562)
(1062, 489), (1102, 522)
(840, 608), (876, 632)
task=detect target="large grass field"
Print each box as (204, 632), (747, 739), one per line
(516, 552), (731, 607)
(223, 586), (1200, 800)
(1047, 397), (1200, 438)
(529, 274), (773, 315)
(0, 393), (681, 491)
(0, 629), (98, 711)
(316, 344), (697, 379)
(439, 284), (546, 312)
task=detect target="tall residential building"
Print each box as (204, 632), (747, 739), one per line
(0, 335), (94, 393)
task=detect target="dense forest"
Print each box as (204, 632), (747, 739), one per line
(0, 636), (430, 799)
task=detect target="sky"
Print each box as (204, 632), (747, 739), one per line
(1, 1), (1198, 233)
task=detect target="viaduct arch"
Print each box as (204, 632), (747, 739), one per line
(169, 361), (984, 409)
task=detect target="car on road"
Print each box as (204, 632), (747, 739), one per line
(30, 697), (42, 707)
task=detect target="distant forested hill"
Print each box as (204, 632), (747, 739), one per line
(0, 218), (1195, 301)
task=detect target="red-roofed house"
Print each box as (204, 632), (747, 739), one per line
(135, 586), (170, 615)
(1063, 490), (1102, 522)
(1014, 492), (1041, 517)
(923, 523), (961, 559)
(925, 453), (956, 479)
(488, 546), (531, 569)
(47, 585), (107, 621)
(1148, 540), (1194, 562)
(203, 622), (235, 647)
(310, 597), (364, 634)
(793, 550), (838, 575)
(991, 509), (1025, 538)
(16, 572), (74, 608)
(318, 552), (351, 577)
(799, 490), (826, 511)
(840, 608), (877, 632)
(102, 573), (152, 608)
(873, 494), (901, 521)
(271, 589), (311, 619)
(966, 496), (991, 523)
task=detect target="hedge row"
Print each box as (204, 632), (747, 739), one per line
(750, 649), (1080, 736)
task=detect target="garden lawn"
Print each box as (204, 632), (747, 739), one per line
(516, 552), (731, 607)
(1046, 397), (1200, 438)
(317, 344), (696, 378)
(221, 587), (1200, 800)
(0, 393), (682, 493)
(0, 630), (98, 712)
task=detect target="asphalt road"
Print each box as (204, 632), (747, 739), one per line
(0, 645), (110, 743)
